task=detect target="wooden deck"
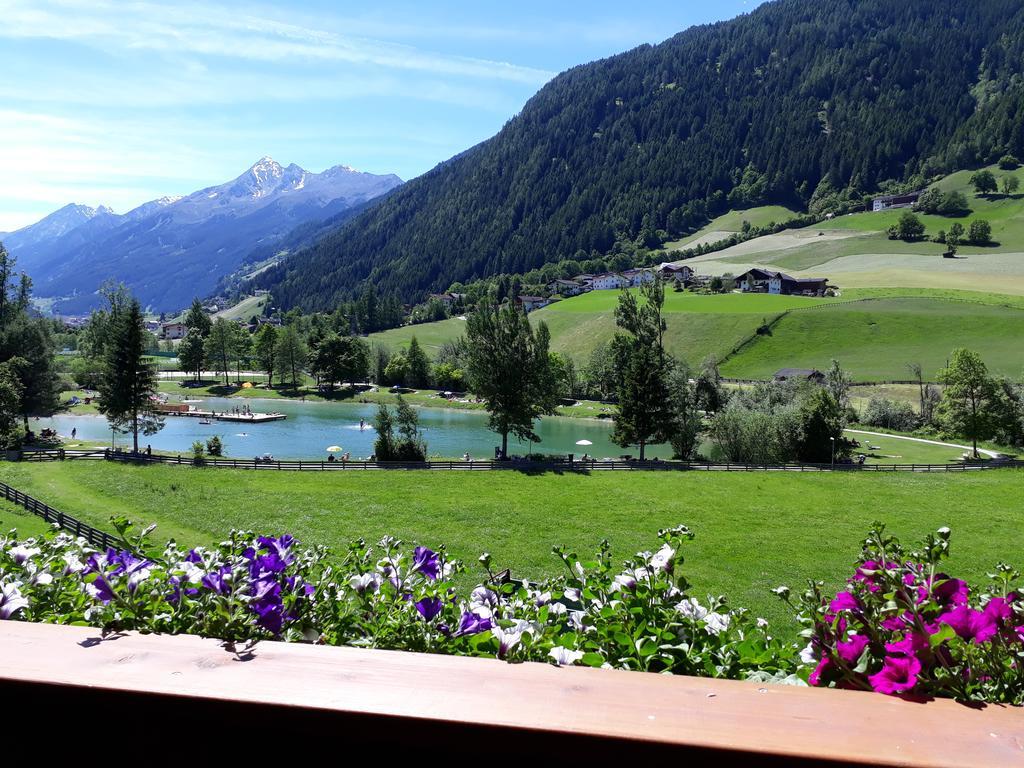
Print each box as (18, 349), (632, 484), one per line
(1, 622), (1021, 763)
(156, 407), (286, 422)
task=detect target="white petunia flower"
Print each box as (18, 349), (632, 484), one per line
(674, 597), (708, 621)
(548, 646), (585, 666)
(649, 544), (676, 573)
(704, 612), (730, 635)
(8, 545), (40, 565)
(799, 642), (818, 665)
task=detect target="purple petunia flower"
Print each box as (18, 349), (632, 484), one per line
(415, 597), (443, 621)
(0, 582), (29, 620)
(411, 547), (440, 581)
(454, 610), (492, 637)
(202, 566), (233, 595)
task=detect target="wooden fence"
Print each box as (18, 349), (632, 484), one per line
(0, 480), (119, 549)
(14, 448), (1024, 473)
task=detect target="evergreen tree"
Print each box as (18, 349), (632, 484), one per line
(465, 302), (557, 458)
(610, 280), (673, 461)
(184, 298), (212, 338)
(938, 348), (999, 458)
(406, 336), (431, 388)
(0, 358), (24, 449)
(97, 299), (164, 453)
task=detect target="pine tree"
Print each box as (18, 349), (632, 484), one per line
(97, 298), (164, 453)
(184, 298), (212, 338)
(406, 336), (431, 388)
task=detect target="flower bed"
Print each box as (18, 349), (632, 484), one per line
(1, 516), (1022, 703)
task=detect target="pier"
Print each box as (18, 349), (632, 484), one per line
(156, 404), (286, 423)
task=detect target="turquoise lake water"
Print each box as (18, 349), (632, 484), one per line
(36, 397), (671, 460)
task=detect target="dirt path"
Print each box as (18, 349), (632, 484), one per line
(845, 429), (1002, 459)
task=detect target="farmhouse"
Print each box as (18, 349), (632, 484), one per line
(773, 368), (825, 384)
(658, 263), (694, 281)
(546, 278), (586, 296)
(518, 295), (552, 312)
(871, 190), (923, 212)
(590, 272), (629, 290)
(429, 293), (458, 308)
(160, 321), (187, 340)
(737, 268), (828, 296)
(621, 268), (655, 286)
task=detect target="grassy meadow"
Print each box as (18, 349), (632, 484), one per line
(2, 461), (1022, 630)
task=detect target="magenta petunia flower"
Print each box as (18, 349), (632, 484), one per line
(939, 605), (998, 644)
(829, 591), (860, 614)
(930, 575), (969, 606)
(884, 632), (929, 657)
(983, 596), (1013, 623)
(836, 634), (869, 664)
(808, 656), (831, 686)
(880, 613), (909, 632)
(868, 655), (921, 695)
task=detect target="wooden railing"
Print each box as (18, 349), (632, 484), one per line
(13, 448), (1024, 473)
(0, 622), (1020, 764)
(0, 480), (119, 549)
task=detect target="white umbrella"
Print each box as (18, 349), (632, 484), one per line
(326, 445), (343, 452)
(575, 439), (593, 446)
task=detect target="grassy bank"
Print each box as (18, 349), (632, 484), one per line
(2, 461), (1021, 630)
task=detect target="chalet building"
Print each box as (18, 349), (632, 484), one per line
(590, 273), (629, 290)
(773, 368), (826, 384)
(621, 268), (655, 286)
(161, 321), (187, 340)
(738, 268), (828, 296)
(429, 293), (458, 308)
(871, 190), (924, 212)
(547, 278), (586, 297)
(657, 263), (694, 282)
(518, 295), (552, 312)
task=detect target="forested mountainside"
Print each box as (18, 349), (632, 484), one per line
(258, 0), (1024, 311)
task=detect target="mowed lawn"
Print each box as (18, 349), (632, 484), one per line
(721, 297), (1024, 381)
(2, 462), (1022, 630)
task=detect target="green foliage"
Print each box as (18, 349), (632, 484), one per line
(465, 303), (558, 457)
(998, 154), (1020, 170)
(796, 388), (846, 463)
(257, 0), (1024, 309)
(373, 396), (427, 461)
(970, 169), (998, 194)
(667, 365), (702, 460)
(96, 297), (164, 453)
(861, 397), (920, 432)
(383, 352), (409, 386)
(184, 298), (212, 338)
(176, 331), (205, 382)
(611, 281), (673, 460)
(0, 359), (24, 449)
(969, 218), (993, 244)
(1001, 175), (1020, 195)
(308, 333), (370, 391)
(252, 323), (278, 385)
(405, 336), (431, 388)
(274, 325), (307, 388)
(888, 211), (926, 241)
(206, 435), (223, 457)
(938, 348), (999, 457)
(191, 440), (205, 465)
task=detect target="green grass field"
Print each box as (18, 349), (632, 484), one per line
(213, 294), (269, 322)
(2, 462), (1021, 631)
(663, 205), (800, 250)
(367, 317), (469, 354)
(720, 297), (1024, 381)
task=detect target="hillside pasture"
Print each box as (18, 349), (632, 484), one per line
(720, 297), (1024, 381)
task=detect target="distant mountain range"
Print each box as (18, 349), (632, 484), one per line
(255, 0), (1024, 310)
(3, 158), (402, 313)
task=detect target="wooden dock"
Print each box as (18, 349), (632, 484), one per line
(156, 405), (285, 423)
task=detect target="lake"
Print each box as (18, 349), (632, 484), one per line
(36, 397), (671, 460)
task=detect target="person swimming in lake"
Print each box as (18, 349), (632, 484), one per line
(359, 418), (365, 431)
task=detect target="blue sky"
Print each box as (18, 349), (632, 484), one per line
(0, 0), (762, 232)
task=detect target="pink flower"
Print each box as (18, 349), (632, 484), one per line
(853, 561), (884, 592)
(808, 656), (832, 686)
(983, 596), (1013, 623)
(885, 632), (929, 657)
(930, 575), (969, 606)
(829, 591), (860, 614)
(939, 605), (998, 644)
(836, 634), (869, 664)
(881, 613), (910, 632)
(868, 655), (921, 695)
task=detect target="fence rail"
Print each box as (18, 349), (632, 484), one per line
(0, 480), (118, 549)
(14, 448), (1023, 473)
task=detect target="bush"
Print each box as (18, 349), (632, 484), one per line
(998, 154), (1019, 170)
(191, 440), (205, 465)
(206, 435), (223, 457)
(861, 397), (918, 431)
(781, 524), (1024, 704)
(968, 219), (992, 245)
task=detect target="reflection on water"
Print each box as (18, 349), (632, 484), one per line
(37, 396), (671, 460)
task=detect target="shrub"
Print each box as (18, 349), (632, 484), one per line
(998, 154), (1019, 170)
(191, 440), (205, 465)
(780, 524), (1024, 704)
(969, 219), (992, 245)
(861, 397), (919, 431)
(206, 435), (223, 457)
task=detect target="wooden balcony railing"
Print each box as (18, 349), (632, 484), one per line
(0, 621), (1021, 764)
